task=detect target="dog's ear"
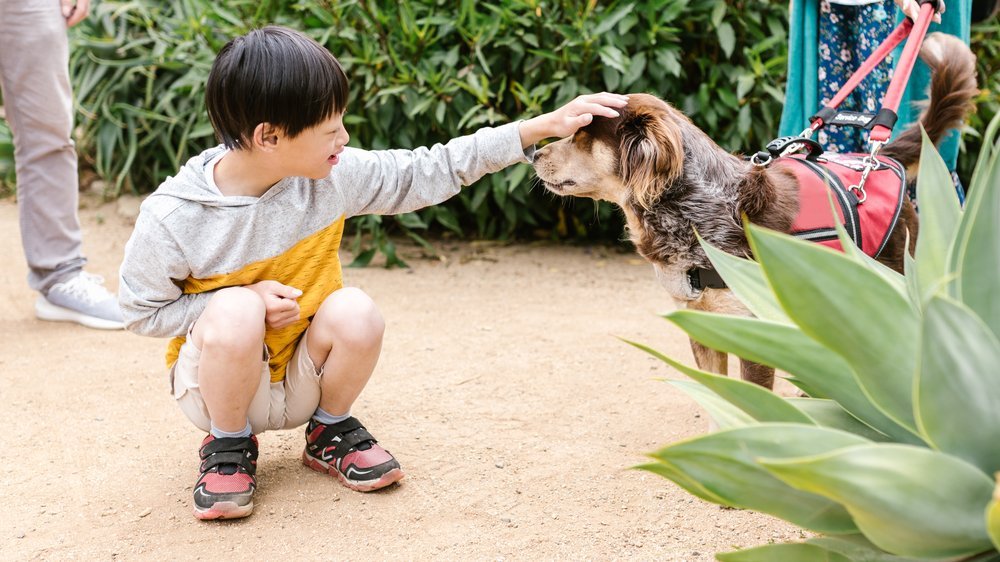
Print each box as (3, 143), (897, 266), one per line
(618, 109), (683, 211)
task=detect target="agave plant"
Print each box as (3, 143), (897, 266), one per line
(632, 114), (1000, 561)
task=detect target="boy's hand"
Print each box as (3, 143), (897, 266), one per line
(518, 92), (630, 147)
(246, 280), (302, 329)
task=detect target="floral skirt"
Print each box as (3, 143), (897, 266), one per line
(816, 0), (897, 153)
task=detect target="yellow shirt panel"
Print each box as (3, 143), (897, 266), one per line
(166, 216), (346, 382)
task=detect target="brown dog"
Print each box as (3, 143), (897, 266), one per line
(533, 32), (978, 389)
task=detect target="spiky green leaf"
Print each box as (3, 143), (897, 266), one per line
(698, 233), (790, 324)
(913, 131), (963, 303)
(950, 115), (1000, 334)
(785, 399), (890, 442)
(761, 444), (994, 559)
(746, 223), (920, 433)
(645, 424), (865, 533)
(916, 295), (1000, 474)
(665, 310), (918, 443)
(667, 380), (756, 430)
(624, 338), (813, 424)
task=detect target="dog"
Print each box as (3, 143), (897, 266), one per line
(533, 32), (978, 389)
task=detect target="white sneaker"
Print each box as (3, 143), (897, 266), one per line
(35, 271), (125, 330)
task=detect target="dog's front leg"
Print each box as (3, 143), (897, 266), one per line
(689, 339), (728, 375)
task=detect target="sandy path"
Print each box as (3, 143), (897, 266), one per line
(0, 197), (798, 559)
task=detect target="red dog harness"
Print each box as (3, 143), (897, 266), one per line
(777, 152), (906, 258)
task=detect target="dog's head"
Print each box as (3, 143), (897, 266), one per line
(533, 93), (685, 211)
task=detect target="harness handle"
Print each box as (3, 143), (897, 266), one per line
(805, 1), (940, 143)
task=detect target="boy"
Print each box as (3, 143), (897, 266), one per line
(118, 25), (627, 520)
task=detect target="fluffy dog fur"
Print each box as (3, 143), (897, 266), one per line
(534, 33), (978, 389)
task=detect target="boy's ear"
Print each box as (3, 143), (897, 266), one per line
(253, 123), (280, 150)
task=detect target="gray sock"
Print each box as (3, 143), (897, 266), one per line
(312, 407), (351, 425)
(210, 420), (253, 439)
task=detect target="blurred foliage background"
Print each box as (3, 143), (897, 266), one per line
(0, 0), (996, 261)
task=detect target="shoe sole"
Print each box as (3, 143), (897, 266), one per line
(35, 296), (124, 330)
(302, 452), (404, 492)
(193, 501), (254, 520)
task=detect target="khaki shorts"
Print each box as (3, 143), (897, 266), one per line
(170, 326), (322, 435)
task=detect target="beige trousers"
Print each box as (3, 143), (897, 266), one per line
(0, 0), (86, 292)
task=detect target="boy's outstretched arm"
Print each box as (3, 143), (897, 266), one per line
(518, 92), (630, 148)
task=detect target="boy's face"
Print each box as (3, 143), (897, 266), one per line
(279, 112), (350, 179)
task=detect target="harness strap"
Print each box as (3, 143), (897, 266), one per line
(808, 1), (938, 141)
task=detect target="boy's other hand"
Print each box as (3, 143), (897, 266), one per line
(518, 92), (630, 147)
(247, 280), (302, 329)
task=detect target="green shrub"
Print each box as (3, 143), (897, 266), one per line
(5, 0), (985, 254)
(633, 114), (1000, 560)
(64, 0), (790, 256)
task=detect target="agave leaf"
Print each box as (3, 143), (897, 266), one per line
(986, 475), (1000, 552)
(950, 116), (1000, 335)
(697, 233), (791, 324)
(968, 112), (1000, 198)
(785, 399), (890, 442)
(807, 534), (953, 561)
(647, 424), (865, 533)
(667, 380), (755, 430)
(746, 223), (920, 432)
(916, 295), (1000, 475)
(665, 310), (921, 444)
(635, 459), (728, 505)
(624, 338), (813, 424)
(828, 195), (907, 294)
(760, 444), (995, 559)
(716, 543), (851, 562)
(912, 131), (963, 304)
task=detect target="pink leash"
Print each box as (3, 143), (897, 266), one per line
(804, 0), (940, 143)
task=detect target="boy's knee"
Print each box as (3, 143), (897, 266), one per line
(316, 287), (385, 347)
(198, 287), (266, 347)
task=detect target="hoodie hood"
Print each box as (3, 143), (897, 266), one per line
(149, 145), (288, 208)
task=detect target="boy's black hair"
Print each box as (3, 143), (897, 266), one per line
(206, 26), (349, 150)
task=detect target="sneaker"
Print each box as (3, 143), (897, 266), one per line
(303, 417), (403, 492)
(36, 271), (124, 330)
(192, 435), (258, 520)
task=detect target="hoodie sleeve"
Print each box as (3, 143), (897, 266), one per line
(118, 210), (213, 338)
(333, 121), (535, 218)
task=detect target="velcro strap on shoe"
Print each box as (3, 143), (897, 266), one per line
(317, 417), (376, 450)
(200, 437), (258, 474)
(338, 427), (377, 450)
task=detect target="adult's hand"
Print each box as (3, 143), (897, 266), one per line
(895, 0), (944, 23)
(62, 0), (91, 27)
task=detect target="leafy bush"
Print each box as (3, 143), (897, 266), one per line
(1, 0), (987, 254)
(633, 114), (1000, 560)
(64, 0), (790, 258)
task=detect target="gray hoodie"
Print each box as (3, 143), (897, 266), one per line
(119, 122), (531, 380)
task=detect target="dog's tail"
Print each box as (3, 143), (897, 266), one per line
(881, 32), (978, 168)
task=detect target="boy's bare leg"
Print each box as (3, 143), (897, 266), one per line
(305, 287), (385, 413)
(301, 287), (402, 491)
(191, 287), (267, 433)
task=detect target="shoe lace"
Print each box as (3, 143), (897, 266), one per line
(53, 272), (113, 306)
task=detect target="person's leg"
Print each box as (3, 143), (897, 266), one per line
(0, 0), (122, 328)
(295, 287), (403, 491)
(0, 0), (84, 288)
(179, 287), (268, 520)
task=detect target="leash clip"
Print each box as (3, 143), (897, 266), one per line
(849, 141), (884, 203)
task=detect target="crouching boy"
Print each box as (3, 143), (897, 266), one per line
(118, 25), (627, 520)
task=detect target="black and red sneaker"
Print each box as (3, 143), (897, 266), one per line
(302, 417), (403, 492)
(192, 434), (258, 520)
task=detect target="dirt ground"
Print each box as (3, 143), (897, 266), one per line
(0, 196), (801, 560)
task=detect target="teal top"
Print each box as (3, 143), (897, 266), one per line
(778, 0), (971, 169)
